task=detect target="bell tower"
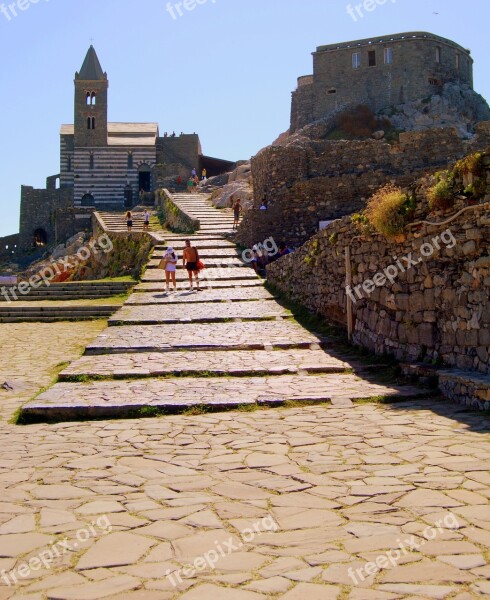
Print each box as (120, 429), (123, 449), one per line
(74, 46), (108, 147)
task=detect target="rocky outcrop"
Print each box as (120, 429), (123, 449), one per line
(381, 83), (490, 138)
(208, 162), (254, 209)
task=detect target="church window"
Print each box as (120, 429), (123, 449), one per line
(352, 52), (361, 69)
(128, 152), (133, 169)
(86, 92), (91, 105)
(384, 48), (393, 64)
(436, 47), (441, 63)
(91, 92), (96, 105)
(89, 154), (94, 170)
(67, 155), (72, 172)
(87, 117), (96, 130)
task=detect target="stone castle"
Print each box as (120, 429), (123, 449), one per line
(237, 31), (490, 248)
(4, 46), (234, 255)
(291, 31), (474, 132)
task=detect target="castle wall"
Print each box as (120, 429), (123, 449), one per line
(292, 32), (474, 132)
(266, 154), (490, 374)
(156, 134), (201, 172)
(237, 124), (490, 248)
(0, 234), (20, 261)
(19, 185), (92, 251)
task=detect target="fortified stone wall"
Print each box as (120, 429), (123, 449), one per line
(0, 234), (20, 260)
(266, 155), (490, 374)
(19, 184), (92, 252)
(292, 32), (474, 132)
(156, 135), (201, 172)
(237, 124), (490, 248)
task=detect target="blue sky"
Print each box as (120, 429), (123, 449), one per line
(0, 0), (488, 236)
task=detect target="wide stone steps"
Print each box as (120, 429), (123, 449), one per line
(108, 300), (290, 325)
(0, 282), (133, 301)
(146, 258), (244, 269)
(125, 287), (275, 305)
(152, 248), (239, 259)
(97, 212), (157, 232)
(141, 267), (259, 282)
(59, 349), (351, 380)
(22, 374), (426, 421)
(135, 279), (265, 291)
(0, 305), (119, 322)
(20, 189), (430, 422)
(85, 320), (326, 354)
(154, 240), (236, 249)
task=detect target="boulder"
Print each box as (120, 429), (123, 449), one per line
(210, 180), (254, 209)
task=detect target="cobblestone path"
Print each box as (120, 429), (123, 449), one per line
(1, 193), (488, 599)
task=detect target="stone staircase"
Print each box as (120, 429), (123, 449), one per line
(401, 363), (490, 411)
(0, 304), (119, 323)
(21, 191), (429, 422)
(97, 211), (156, 233)
(0, 281), (134, 302)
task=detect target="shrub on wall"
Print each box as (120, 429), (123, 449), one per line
(365, 185), (415, 238)
(427, 172), (456, 210)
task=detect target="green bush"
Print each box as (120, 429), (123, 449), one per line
(427, 174), (455, 210)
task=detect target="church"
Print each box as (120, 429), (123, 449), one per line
(12, 46), (235, 253)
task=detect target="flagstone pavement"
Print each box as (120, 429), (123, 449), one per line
(0, 193), (489, 599)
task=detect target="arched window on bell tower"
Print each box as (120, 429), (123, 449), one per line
(86, 92), (91, 105)
(87, 117), (96, 130)
(91, 92), (96, 105)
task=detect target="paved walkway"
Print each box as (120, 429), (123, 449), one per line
(1, 192), (489, 599)
(21, 193), (427, 421)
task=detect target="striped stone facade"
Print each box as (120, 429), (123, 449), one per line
(15, 45), (234, 251)
(60, 124), (158, 209)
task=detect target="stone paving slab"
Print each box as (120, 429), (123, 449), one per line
(126, 287), (276, 305)
(21, 375), (427, 421)
(152, 248), (240, 259)
(59, 349), (351, 379)
(155, 239), (236, 249)
(147, 258), (245, 269)
(109, 301), (289, 325)
(142, 267), (258, 282)
(86, 320), (326, 353)
(2, 319), (490, 597)
(135, 279), (265, 292)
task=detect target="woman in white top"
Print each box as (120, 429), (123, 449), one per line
(163, 247), (178, 291)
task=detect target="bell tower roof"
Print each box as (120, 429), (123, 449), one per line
(76, 45), (106, 81)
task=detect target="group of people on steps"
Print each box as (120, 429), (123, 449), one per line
(160, 240), (204, 292)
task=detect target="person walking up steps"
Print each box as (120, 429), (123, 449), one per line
(162, 247), (178, 292)
(182, 239), (201, 291)
(233, 198), (242, 230)
(126, 211), (133, 232)
(143, 210), (150, 231)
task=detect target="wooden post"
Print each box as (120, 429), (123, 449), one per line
(345, 246), (353, 341)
